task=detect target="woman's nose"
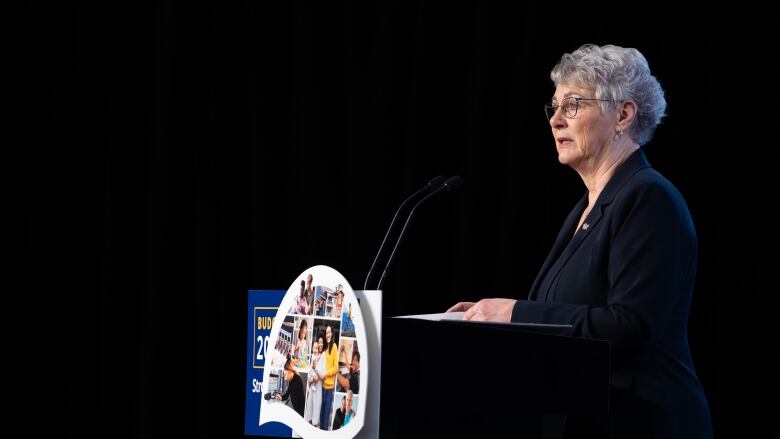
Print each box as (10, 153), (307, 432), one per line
(549, 108), (567, 129)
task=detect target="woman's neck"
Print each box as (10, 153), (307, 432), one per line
(577, 143), (638, 201)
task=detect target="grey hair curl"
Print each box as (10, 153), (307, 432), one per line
(550, 44), (666, 146)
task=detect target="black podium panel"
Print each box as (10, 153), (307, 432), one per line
(380, 317), (610, 438)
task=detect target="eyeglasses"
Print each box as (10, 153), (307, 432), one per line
(544, 97), (613, 120)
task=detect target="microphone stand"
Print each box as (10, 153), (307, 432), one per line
(362, 176), (444, 290)
(376, 176), (462, 290)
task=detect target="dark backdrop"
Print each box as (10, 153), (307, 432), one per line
(8, 1), (776, 438)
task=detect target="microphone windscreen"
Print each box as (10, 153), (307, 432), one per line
(427, 175), (446, 190)
(443, 175), (463, 192)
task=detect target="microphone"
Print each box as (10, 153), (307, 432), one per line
(375, 175), (463, 290)
(363, 176), (446, 290)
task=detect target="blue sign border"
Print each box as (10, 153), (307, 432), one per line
(245, 290), (292, 437)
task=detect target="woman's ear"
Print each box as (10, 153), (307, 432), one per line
(616, 100), (638, 132)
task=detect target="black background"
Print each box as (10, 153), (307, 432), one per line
(8, 1), (776, 438)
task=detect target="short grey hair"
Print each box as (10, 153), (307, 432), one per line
(550, 44), (667, 146)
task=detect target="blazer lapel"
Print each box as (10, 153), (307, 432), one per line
(528, 195), (587, 300)
(540, 204), (605, 302)
(533, 149), (653, 303)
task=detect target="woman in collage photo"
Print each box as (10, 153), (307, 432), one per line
(318, 323), (339, 429)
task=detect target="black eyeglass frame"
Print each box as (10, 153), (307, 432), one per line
(544, 97), (614, 120)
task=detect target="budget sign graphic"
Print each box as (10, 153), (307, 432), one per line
(246, 266), (368, 438)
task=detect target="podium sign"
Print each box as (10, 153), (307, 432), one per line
(246, 266), (378, 439)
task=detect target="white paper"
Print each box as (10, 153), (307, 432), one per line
(394, 311), (465, 321)
(393, 312), (574, 329)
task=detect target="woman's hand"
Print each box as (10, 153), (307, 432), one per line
(449, 298), (516, 322)
(446, 301), (476, 313)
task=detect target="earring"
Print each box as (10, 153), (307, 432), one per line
(614, 130), (623, 141)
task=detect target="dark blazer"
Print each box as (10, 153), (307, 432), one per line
(512, 149), (712, 438)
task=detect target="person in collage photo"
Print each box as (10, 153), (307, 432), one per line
(304, 334), (325, 428)
(319, 323), (340, 429)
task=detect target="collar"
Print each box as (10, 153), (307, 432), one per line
(592, 148), (652, 208)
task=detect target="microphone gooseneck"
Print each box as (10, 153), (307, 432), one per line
(363, 176), (445, 290)
(375, 175), (462, 290)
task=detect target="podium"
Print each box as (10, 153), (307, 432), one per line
(380, 317), (610, 438)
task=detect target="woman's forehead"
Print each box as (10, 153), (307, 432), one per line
(553, 83), (593, 100)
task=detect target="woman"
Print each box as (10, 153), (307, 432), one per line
(305, 274), (315, 301)
(276, 355), (305, 417)
(448, 44), (712, 438)
(304, 336), (325, 427)
(319, 325), (339, 430)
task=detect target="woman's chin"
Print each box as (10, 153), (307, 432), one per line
(556, 150), (572, 165)
(556, 149), (581, 166)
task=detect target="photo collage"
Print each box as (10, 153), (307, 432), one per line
(266, 273), (361, 431)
